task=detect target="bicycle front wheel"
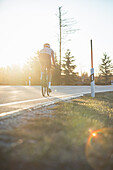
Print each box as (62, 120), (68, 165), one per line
(42, 86), (46, 97)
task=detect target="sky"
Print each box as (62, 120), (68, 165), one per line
(0, 0), (113, 75)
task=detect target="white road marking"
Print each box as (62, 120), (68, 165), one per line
(0, 93), (82, 107)
(0, 93), (83, 119)
(0, 97), (47, 107)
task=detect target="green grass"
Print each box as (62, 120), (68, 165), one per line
(0, 92), (113, 170)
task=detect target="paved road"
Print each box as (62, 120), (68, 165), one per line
(0, 85), (113, 118)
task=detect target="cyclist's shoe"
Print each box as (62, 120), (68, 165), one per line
(48, 88), (52, 93)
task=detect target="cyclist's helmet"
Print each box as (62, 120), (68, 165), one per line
(44, 43), (50, 48)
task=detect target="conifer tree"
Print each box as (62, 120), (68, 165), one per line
(62, 49), (76, 84)
(62, 49), (76, 76)
(99, 53), (113, 84)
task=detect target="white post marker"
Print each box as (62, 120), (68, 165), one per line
(90, 40), (95, 97)
(29, 77), (31, 86)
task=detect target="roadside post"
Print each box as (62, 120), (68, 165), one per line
(90, 40), (95, 97)
(29, 76), (31, 86)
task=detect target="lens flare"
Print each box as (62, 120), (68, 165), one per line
(92, 132), (96, 137)
(85, 128), (113, 170)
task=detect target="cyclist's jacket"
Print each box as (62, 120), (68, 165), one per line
(39, 47), (55, 65)
(39, 47), (54, 58)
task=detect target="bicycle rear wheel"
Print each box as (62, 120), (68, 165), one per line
(47, 86), (50, 96)
(41, 72), (47, 97)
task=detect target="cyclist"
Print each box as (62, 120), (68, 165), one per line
(39, 43), (55, 92)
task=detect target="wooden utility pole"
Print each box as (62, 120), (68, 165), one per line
(59, 6), (62, 70)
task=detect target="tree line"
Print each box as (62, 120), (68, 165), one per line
(0, 50), (113, 86)
(1, 7), (112, 86)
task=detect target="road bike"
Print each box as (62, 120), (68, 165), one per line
(41, 69), (50, 97)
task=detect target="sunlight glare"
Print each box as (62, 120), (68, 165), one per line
(92, 133), (96, 137)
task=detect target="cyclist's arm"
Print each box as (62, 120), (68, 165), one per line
(51, 50), (55, 66)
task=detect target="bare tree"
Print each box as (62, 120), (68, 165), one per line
(58, 6), (79, 71)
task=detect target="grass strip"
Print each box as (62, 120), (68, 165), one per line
(0, 92), (113, 170)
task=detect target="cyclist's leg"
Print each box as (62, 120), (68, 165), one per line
(40, 63), (47, 82)
(46, 58), (52, 91)
(39, 56), (46, 81)
(47, 68), (51, 88)
(41, 66), (47, 96)
(40, 66), (44, 81)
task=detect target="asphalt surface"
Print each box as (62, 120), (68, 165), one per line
(0, 85), (113, 118)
